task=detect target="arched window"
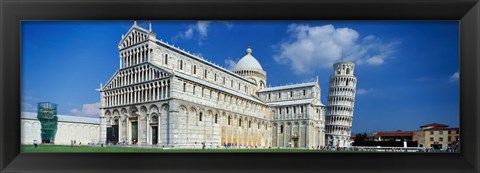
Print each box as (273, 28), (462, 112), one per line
(193, 86), (196, 95)
(113, 118), (119, 125)
(228, 116), (231, 125)
(179, 60), (183, 70)
(183, 83), (186, 92)
(346, 68), (350, 74)
(164, 54), (168, 64)
(199, 112), (202, 121)
(152, 115), (158, 123)
(239, 118), (242, 127)
(193, 65), (196, 74)
(248, 121), (251, 128)
(215, 114), (218, 124)
(290, 91), (293, 97)
(204, 69), (208, 78)
(280, 125), (284, 134)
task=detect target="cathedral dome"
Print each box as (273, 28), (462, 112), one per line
(233, 48), (264, 72)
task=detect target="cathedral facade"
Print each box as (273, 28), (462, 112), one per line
(99, 22), (355, 148)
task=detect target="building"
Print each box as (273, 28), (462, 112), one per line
(373, 130), (413, 142)
(98, 22), (356, 148)
(413, 123), (459, 149)
(21, 111), (100, 145)
(325, 61), (357, 147)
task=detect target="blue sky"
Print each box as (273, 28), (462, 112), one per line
(21, 21), (459, 134)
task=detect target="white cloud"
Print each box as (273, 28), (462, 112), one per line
(449, 71), (459, 82)
(356, 89), (368, 95)
(196, 21), (211, 38)
(273, 24), (400, 74)
(176, 21), (212, 45)
(70, 102), (100, 117)
(224, 57), (237, 70)
(223, 22), (234, 29)
(366, 55), (385, 65)
(184, 28), (194, 39)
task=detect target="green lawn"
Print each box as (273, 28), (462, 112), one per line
(22, 144), (362, 153)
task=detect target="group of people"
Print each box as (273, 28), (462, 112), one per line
(70, 140), (82, 147)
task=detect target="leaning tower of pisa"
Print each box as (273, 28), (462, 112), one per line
(325, 61), (357, 147)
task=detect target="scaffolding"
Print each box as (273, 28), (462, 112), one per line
(37, 102), (58, 143)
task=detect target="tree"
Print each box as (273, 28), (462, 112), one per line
(353, 133), (368, 146)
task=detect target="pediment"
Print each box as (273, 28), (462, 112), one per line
(118, 24), (152, 50)
(102, 63), (172, 90)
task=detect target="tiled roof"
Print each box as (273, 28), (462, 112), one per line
(423, 127), (449, 131)
(420, 123), (449, 128)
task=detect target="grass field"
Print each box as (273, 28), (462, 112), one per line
(21, 144), (360, 153)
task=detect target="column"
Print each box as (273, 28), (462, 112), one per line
(141, 113), (148, 144)
(99, 111), (107, 144)
(306, 124), (310, 148)
(166, 82), (170, 98)
(157, 83), (161, 99)
(134, 88), (137, 103)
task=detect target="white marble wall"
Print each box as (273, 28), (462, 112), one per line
(21, 119), (99, 145)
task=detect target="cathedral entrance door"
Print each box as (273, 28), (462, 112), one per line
(292, 133), (299, 148)
(107, 125), (119, 144)
(152, 126), (158, 144)
(131, 121), (138, 144)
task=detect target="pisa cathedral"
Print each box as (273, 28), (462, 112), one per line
(99, 22), (357, 148)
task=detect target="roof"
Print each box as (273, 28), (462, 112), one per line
(154, 40), (255, 85)
(21, 112), (100, 124)
(373, 131), (413, 138)
(174, 72), (264, 104)
(423, 127), (450, 131)
(267, 99), (314, 106)
(233, 48), (264, 72)
(258, 82), (317, 92)
(420, 123), (449, 128)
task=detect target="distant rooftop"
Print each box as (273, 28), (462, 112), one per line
(420, 123), (449, 128)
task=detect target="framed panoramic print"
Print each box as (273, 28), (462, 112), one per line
(1, 0), (479, 173)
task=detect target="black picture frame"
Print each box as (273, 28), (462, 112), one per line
(1, 0), (479, 172)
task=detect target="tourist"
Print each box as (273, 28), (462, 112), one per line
(33, 140), (37, 148)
